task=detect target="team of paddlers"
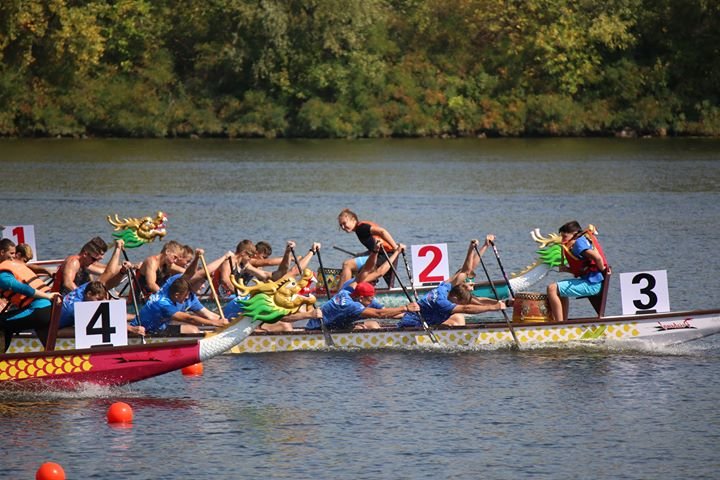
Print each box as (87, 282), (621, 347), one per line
(0, 210), (607, 351)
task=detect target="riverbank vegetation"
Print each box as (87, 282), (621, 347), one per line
(1, 0), (719, 138)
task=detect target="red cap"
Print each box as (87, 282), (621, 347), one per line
(351, 282), (375, 298)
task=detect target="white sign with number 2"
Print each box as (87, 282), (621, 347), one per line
(410, 243), (450, 286)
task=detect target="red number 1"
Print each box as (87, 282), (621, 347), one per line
(418, 245), (444, 282)
(12, 226), (25, 245)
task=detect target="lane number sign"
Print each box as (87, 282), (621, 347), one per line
(619, 270), (670, 315)
(410, 243), (450, 286)
(74, 300), (128, 349)
(2, 225), (37, 261)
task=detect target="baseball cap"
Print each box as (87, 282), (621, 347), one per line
(351, 281), (375, 298)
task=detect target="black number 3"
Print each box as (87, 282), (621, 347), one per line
(632, 273), (658, 310)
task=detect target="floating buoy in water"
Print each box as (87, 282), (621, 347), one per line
(36, 462), (65, 480)
(107, 402), (133, 424)
(181, 362), (203, 376)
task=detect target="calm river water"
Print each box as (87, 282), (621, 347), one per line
(1, 138), (719, 479)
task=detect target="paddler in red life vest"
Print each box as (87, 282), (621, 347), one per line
(0, 238), (61, 352)
(547, 221), (610, 322)
(337, 208), (399, 288)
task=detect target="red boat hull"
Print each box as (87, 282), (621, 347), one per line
(0, 340), (201, 390)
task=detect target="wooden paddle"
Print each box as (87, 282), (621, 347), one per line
(199, 253), (225, 320)
(473, 243), (520, 349)
(312, 246), (336, 347)
(380, 247), (439, 344)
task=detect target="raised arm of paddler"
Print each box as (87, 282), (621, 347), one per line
(188, 250), (233, 291)
(98, 239), (128, 289)
(181, 248), (204, 282)
(459, 235), (495, 277)
(287, 242), (322, 277)
(270, 240), (296, 281)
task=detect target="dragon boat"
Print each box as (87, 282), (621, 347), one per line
(10, 307), (720, 355)
(0, 269), (317, 390)
(7, 267), (720, 356)
(8, 228), (720, 359)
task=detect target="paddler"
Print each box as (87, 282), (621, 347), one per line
(547, 221), (609, 322)
(306, 281), (419, 331)
(0, 238), (61, 351)
(398, 237), (506, 328)
(130, 248), (228, 335)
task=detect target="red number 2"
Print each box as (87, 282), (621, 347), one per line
(418, 245), (444, 282)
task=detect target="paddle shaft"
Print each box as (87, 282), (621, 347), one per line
(399, 250), (422, 302)
(489, 241), (516, 299)
(289, 246), (303, 276)
(473, 244), (520, 348)
(332, 245), (366, 257)
(312, 248), (335, 347)
(200, 253), (225, 320)
(120, 249), (145, 343)
(380, 248), (439, 344)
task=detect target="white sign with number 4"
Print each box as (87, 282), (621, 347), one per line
(74, 300), (129, 349)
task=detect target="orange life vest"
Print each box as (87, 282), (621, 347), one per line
(0, 259), (50, 308)
(562, 230), (607, 278)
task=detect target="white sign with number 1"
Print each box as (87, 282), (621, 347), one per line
(2, 225), (37, 260)
(74, 300), (128, 349)
(619, 270), (670, 315)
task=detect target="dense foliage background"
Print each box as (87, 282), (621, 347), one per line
(1, 0), (719, 138)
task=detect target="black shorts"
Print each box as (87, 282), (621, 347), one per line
(151, 324), (182, 336)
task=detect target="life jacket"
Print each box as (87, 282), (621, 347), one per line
(0, 259), (50, 308)
(356, 221), (394, 252)
(562, 227), (607, 278)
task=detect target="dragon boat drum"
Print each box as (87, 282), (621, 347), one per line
(512, 292), (551, 323)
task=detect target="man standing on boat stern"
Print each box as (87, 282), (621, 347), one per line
(337, 209), (400, 288)
(547, 221), (609, 322)
(306, 281), (418, 331)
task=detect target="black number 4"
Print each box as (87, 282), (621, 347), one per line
(86, 302), (117, 343)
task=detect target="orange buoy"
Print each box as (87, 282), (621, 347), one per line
(107, 402), (133, 424)
(36, 462), (66, 480)
(181, 362), (203, 376)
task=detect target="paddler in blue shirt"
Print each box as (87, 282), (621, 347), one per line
(130, 248), (228, 335)
(398, 236), (506, 328)
(306, 281), (419, 331)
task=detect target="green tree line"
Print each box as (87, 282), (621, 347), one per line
(1, 0), (719, 138)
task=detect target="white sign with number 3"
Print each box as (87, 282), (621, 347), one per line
(410, 243), (450, 286)
(74, 300), (128, 349)
(619, 270), (670, 315)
